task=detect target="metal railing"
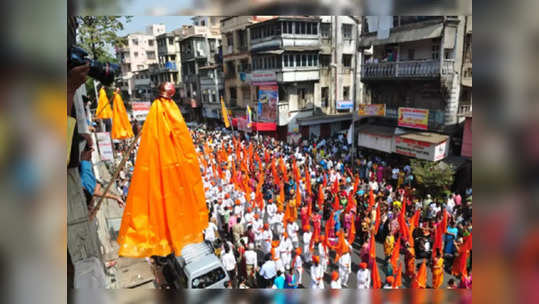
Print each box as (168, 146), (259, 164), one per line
(458, 104), (472, 114)
(361, 59), (454, 79)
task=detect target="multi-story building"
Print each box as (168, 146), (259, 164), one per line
(359, 16), (465, 130)
(179, 18), (224, 122)
(116, 24), (165, 97)
(355, 16), (469, 161)
(244, 16), (362, 141)
(220, 16), (273, 116)
(150, 29), (182, 91)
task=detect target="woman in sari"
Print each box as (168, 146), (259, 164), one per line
(432, 249), (444, 288)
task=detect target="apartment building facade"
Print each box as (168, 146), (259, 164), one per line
(179, 22), (224, 121)
(355, 16), (470, 161)
(116, 24), (165, 97)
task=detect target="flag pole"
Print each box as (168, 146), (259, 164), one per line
(88, 131), (141, 220)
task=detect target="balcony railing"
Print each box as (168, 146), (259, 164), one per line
(361, 60), (454, 80)
(458, 104), (472, 115)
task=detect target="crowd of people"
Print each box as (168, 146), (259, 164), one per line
(192, 125), (472, 289)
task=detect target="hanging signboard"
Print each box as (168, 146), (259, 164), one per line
(394, 136), (449, 161)
(358, 104), (386, 116)
(258, 85), (278, 122)
(131, 102), (151, 121)
(96, 132), (114, 161)
(398, 107), (429, 130)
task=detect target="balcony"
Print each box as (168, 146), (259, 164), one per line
(458, 104), (472, 115)
(361, 59), (454, 80)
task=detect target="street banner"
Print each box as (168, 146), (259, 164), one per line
(337, 100), (353, 110)
(358, 104), (386, 116)
(96, 132), (114, 161)
(398, 107), (429, 130)
(131, 102), (151, 121)
(258, 85), (278, 122)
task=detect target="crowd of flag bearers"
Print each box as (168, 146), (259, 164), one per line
(192, 127), (472, 289)
(111, 82), (472, 289)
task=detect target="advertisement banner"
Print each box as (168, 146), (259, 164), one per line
(394, 136), (449, 161)
(258, 85), (278, 122)
(131, 102), (151, 121)
(398, 107), (429, 130)
(336, 100), (353, 110)
(96, 132), (114, 161)
(250, 71), (277, 83)
(358, 104), (386, 116)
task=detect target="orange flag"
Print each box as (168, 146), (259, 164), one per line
(371, 258), (382, 288)
(305, 168), (312, 196)
(369, 233), (376, 260)
(352, 176), (359, 194)
(331, 178), (339, 194)
(368, 189), (375, 211)
(95, 87), (113, 119)
(317, 184), (324, 210)
(278, 182), (285, 206)
(296, 184), (302, 208)
(391, 236), (401, 271)
(118, 97), (208, 257)
(348, 220), (356, 244)
(279, 157), (288, 183)
(374, 203), (381, 235)
(413, 260), (427, 288)
(393, 262), (403, 288)
(111, 92), (134, 140)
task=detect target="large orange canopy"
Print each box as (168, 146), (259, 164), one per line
(117, 97), (208, 257)
(111, 92), (134, 140)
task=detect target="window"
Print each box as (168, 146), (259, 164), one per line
(134, 52), (139, 57)
(288, 22), (293, 34)
(432, 39), (440, 59)
(307, 23), (312, 34)
(301, 22), (306, 34)
(321, 87), (329, 108)
(342, 54), (352, 67)
(131, 38), (138, 45)
(201, 20), (206, 26)
(301, 54), (307, 66)
(298, 88), (306, 106)
(227, 33), (233, 47)
(321, 23), (331, 38)
(148, 39), (154, 46)
(146, 51), (156, 60)
(137, 64), (144, 70)
(168, 37), (174, 45)
(342, 24), (353, 39)
(191, 267), (226, 288)
(313, 23), (318, 35)
(308, 54), (313, 66)
(343, 86), (350, 100)
(320, 55), (331, 67)
(283, 54), (289, 67)
(407, 49), (415, 60)
(295, 22), (301, 34)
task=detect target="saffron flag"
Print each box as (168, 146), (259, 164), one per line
(111, 92), (134, 140)
(374, 203), (381, 235)
(393, 263), (402, 288)
(305, 167), (312, 196)
(391, 236), (401, 271)
(220, 96), (230, 128)
(371, 258), (382, 288)
(95, 87), (113, 119)
(118, 97), (208, 257)
(318, 184), (324, 210)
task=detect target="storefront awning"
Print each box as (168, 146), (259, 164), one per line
(257, 50), (285, 55)
(397, 132), (448, 145)
(358, 22), (444, 47)
(253, 122), (277, 131)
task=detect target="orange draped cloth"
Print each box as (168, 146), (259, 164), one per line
(117, 97), (209, 257)
(412, 260), (427, 288)
(95, 87), (113, 119)
(111, 92), (134, 139)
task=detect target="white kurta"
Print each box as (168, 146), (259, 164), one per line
(356, 269), (371, 289)
(310, 264), (324, 289)
(338, 252), (352, 287)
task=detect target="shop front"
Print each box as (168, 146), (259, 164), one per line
(394, 132), (449, 162)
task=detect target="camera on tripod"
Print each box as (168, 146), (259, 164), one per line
(68, 46), (120, 86)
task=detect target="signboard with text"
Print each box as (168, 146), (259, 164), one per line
(398, 107), (429, 130)
(394, 136), (449, 161)
(336, 100), (353, 110)
(250, 71), (277, 83)
(131, 102), (151, 121)
(358, 104), (386, 116)
(96, 132), (114, 161)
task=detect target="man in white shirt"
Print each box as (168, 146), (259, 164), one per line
(287, 220), (300, 248)
(310, 255), (324, 289)
(221, 245), (237, 287)
(259, 257), (277, 288)
(356, 262), (371, 289)
(330, 271), (342, 289)
(279, 233), (293, 270)
(244, 243), (258, 284)
(204, 218), (219, 244)
(292, 248), (303, 285)
(338, 251), (352, 287)
(267, 201), (277, 219)
(302, 227), (312, 263)
(261, 223), (273, 254)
